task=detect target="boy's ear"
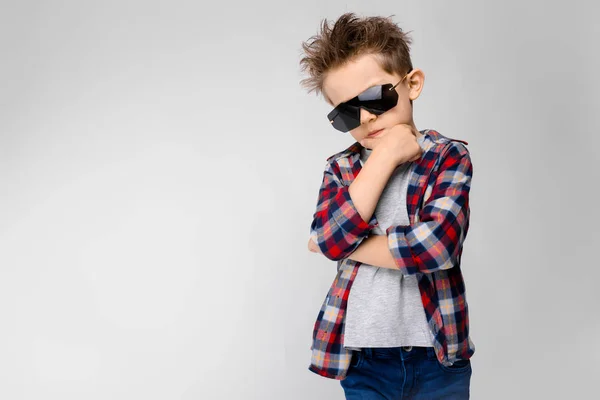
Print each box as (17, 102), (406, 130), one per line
(407, 68), (425, 101)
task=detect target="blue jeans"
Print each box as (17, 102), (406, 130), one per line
(340, 346), (471, 399)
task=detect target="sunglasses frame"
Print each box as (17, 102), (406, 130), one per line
(327, 70), (412, 132)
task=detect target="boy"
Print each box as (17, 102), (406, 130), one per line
(299, 13), (475, 399)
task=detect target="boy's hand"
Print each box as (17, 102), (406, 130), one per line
(360, 123), (422, 166)
(308, 237), (322, 253)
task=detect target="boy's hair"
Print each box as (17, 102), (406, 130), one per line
(299, 12), (414, 101)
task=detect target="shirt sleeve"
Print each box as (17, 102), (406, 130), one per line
(310, 159), (378, 261)
(385, 142), (473, 274)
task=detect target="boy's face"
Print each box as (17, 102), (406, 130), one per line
(322, 53), (424, 147)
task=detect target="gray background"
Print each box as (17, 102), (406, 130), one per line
(1, 1), (599, 399)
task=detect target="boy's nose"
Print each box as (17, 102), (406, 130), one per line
(360, 108), (378, 125)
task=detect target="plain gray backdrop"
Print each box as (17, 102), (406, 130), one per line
(1, 1), (599, 399)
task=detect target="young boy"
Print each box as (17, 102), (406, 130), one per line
(300, 13), (475, 399)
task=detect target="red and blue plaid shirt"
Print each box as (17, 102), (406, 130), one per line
(308, 129), (475, 380)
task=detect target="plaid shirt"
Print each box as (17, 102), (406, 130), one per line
(308, 129), (475, 380)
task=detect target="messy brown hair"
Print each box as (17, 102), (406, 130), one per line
(299, 12), (414, 103)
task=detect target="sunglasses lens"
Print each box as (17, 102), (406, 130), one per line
(328, 105), (360, 132)
(357, 84), (383, 101)
(356, 84), (398, 111)
(326, 84), (398, 132)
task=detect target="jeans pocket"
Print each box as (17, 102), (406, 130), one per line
(349, 350), (364, 369)
(436, 358), (471, 374)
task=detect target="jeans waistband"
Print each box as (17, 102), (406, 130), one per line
(360, 346), (436, 361)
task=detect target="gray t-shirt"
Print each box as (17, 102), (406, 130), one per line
(343, 133), (434, 349)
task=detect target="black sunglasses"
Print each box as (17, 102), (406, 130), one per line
(327, 70), (412, 132)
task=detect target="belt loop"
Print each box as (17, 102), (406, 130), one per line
(426, 346), (436, 359)
(364, 348), (373, 358)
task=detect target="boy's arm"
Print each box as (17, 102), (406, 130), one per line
(340, 234), (398, 269)
(383, 142), (473, 275)
(341, 143), (472, 273)
(309, 154), (396, 261)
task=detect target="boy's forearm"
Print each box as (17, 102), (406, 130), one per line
(308, 151), (397, 261)
(345, 234), (399, 270)
(348, 153), (397, 223)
